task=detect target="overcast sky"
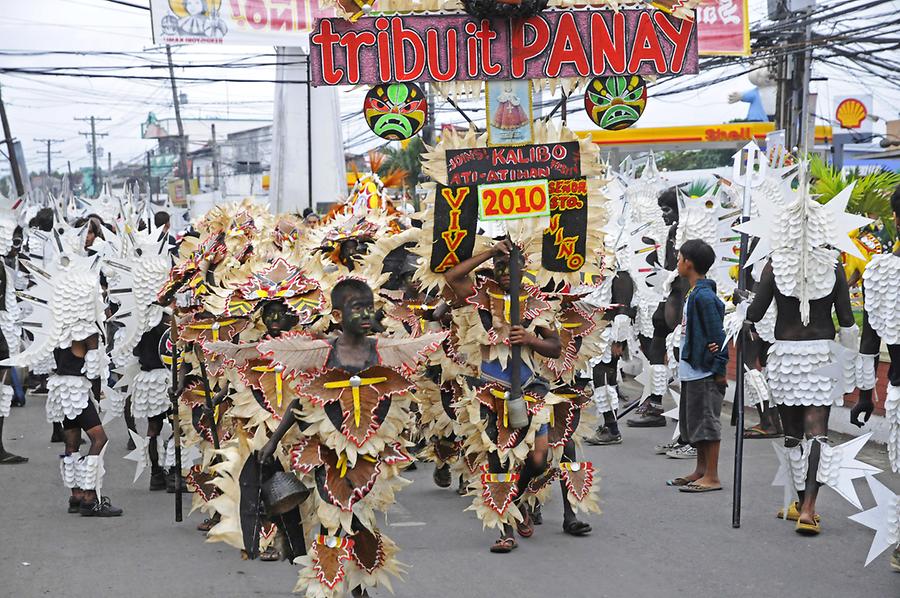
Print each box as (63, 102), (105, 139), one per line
(1, 0), (898, 175)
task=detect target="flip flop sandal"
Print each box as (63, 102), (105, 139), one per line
(678, 483), (723, 493)
(489, 537), (518, 553)
(0, 453), (28, 464)
(197, 517), (219, 532)
(666, 477), (692, 487)
(563, 520), (592, 536)
(259, 547), (282, 561)
(743, 426), (782, 439)
(795, 519), (821, 536)
(776, 502), (820, 523)
(516, 512), (534, 538)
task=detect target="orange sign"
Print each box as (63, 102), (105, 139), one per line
(479, 180), (550, 221)
(582, 123), (834, 146)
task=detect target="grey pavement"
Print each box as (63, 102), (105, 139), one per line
(1, 389), (898, 598)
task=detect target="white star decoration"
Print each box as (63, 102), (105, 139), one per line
(123, 429), (149, 484)
(771, 441), (797, 520)
(731, 164), (873, 269)
(848, 475), (900, 566)
(817, 433), (882, 510)
(821, 183), (872, 261)
(662, 388), (680, 441)
(812, 340), (859, 404)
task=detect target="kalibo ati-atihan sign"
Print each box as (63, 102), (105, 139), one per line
(309, 9), (698, 86)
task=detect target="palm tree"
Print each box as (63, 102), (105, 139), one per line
(378, 137), (426, 209)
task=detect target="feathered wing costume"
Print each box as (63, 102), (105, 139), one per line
(206, 331), (445, 598)
(413, 123), (608, 530)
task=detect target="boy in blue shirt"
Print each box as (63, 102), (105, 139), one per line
(669, 239), (728, 493)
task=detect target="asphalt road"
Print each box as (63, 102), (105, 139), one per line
(1, 388), (897, 598)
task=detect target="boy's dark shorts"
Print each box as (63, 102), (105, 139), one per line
(678, 376), (726, 446)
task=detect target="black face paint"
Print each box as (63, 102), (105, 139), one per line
(341, 295), (375, 336)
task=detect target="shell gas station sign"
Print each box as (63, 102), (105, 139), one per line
(581, 122), (833, 150)
(833, 95), (873, 132)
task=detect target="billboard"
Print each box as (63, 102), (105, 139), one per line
(697, 0), (750, 56)
(150, 0), (335, 45)
(310, 10), (699, 86)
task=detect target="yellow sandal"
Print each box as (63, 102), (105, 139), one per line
(795, 518), (822, 536)
(777, 501), (820, 523)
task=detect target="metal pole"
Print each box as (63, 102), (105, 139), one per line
(165, 45), (191, 202)
(169, 309), (183, 522)
(0, 84), (25, 197)
(730, 142), (765, 529)
(305, 55), (313, 212)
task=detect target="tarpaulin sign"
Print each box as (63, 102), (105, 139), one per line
(542, 178), (588, 272)
(150, 0), (335, 45)
(696, 0), (750, 56)
(310, 9), (699, 86)
(478, 180), (551, 221)
(444, 142), (581, 187)
(430, 185), (479, 273)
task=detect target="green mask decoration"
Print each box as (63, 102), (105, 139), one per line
(584, 75), (647, 131)
(364, 83), (427, 141)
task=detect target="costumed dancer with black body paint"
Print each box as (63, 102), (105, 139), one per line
(852, 185), (900, 570)
(740, 161), (864, 535)
(5, 221), (123, 516)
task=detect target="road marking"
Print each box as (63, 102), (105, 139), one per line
(390, 521), (427, 527)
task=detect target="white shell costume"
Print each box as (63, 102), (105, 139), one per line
(862, 253), (900, 472)
(3, 219), (111, 494)
(735, 167), (870, 409)
(107, 220), (172, 421)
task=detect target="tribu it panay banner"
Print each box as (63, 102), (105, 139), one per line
(696, 0), (750, 56)
(150, 0), (334, 45)
(309, 9), (699, 86)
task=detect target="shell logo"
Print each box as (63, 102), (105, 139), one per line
(835, 98), (868, 129)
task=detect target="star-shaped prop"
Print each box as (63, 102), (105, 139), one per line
(771, 441), (798, 520)
(848, 475), (899, 566)
(123, 429), (150, 483)
(662, 388), (681, 441)
(817, 433), (882, 509)
(821, 183), (873, 261)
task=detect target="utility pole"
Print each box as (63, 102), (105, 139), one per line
(211, 123), (220, 191)
(0, 83), (25, 197)
(165, 45), (191, 204)
(108, 152), (112, 177)
(146, 151), (153, 202)
(75, 115), (110, 197)
(34, 138), (63, 175)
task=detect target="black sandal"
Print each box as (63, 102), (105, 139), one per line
(490, 536), (517, 553)
(0, 452), (28, 464)
(563, 519), (592, 536)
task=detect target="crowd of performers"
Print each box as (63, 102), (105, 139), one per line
(0, 145), (899, 597)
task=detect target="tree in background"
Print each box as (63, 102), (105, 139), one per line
(379, 136), (426, 209)
(656, 149), (734, 171)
